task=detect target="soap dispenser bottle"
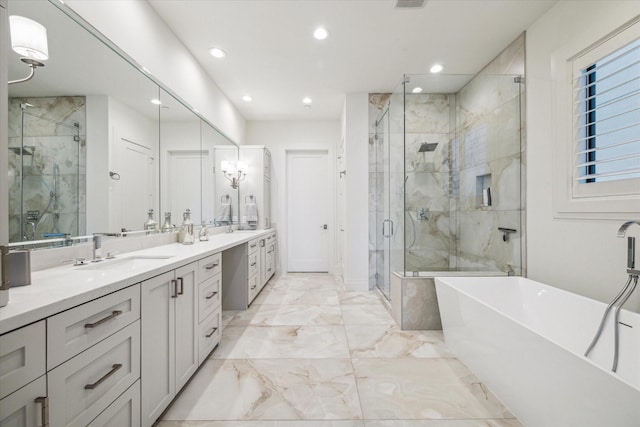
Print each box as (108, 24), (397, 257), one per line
(199, 221), (209, 241)
(144, 209), (158, 234)
(161, 212), (174, 233)
(181, 209), (194, 245)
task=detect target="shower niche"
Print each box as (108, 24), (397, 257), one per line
(7, 97), (84, 243)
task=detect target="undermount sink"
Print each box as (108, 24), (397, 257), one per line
(78, 255), (174, 272)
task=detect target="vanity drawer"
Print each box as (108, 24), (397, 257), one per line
(0, 374), (47, 426)
(48, 284), (140, 368)
(198, 308), (221, 365)
(248, 238), (259, 255)
(198, 273), (221, 323)
(248, 274), (259, 304)
(0, 320), (46, 400)
(87, 380), (140, 427)
(48, 321), (140, 427)
(248, 253), (258, 277)
(198, 253), (221, 282)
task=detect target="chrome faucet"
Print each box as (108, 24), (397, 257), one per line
(617, 220), (640, 271)
(617, 220), (640, 237)
(92, 234), (103, 262)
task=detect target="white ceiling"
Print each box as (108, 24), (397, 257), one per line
(149, 0), (556, 121)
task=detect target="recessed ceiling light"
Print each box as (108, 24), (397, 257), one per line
(412, 87), (423, 94)
(209, 47), (226, 58)
(242, 95), (253, 102)
(430, 63), (443, 73)
(150, 99), (161, 105)
(302, 97), (313, 105)
(313, 27), (329, 40)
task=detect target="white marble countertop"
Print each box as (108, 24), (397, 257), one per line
(0, 229), (273, 335)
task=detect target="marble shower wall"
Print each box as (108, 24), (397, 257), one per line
(452, 34), (525, 275)
(8, 97), (86, 242)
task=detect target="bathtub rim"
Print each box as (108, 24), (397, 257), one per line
(435, 275), (640, 393)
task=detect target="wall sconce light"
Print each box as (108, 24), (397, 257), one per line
(221, 160), (247, 189)
(8, 15), (49, 85)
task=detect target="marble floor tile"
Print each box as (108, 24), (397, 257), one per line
(353, 359), (513, 420)
(253, 288), (340, 305)
(158, 421), (366, 427)
(229, 304), (343, 326)
(364, 421), (522, 427)
(269, 274), (340, 291)
(345, 326), (454, 358)
(212, 325), (350, 359)
(222, 310), (241, 329)
(339, 291), (385, 305)
(341, 304), (395, 325)
(163, 359), (362, 421)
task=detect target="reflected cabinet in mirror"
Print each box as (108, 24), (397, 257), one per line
(6, 0), (238, 245)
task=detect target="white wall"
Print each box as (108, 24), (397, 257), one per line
(526, 1), (640, 312)
(65, 0), (246, 145)
(342, 94), (370, 291)
(246, 120), (340, 275)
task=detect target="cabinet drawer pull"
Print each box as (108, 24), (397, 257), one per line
(205, 291), (218, 300)
(250, 285), (257, 290)
(178, 277), (184, 295)
(206, 327), (218, 338)
(35, 396), (49, 427)
(84, 310), (123, 328)
(250, 261), (256, 267)
(85, 364), (123, 390)
(268, 268), (272, 272)
(205, 261), (219, 270)
(250, 243), (257, 248)
(171, 279), (178, 298)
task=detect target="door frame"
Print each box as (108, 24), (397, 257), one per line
(284, 149), (335, 274)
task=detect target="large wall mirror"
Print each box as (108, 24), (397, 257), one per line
(6, 0), (238, 244)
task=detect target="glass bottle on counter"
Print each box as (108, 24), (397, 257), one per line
(161, 212), (174, 233)
(144, 209), (158, 234)
(181, 209), (194, 245)
(199, 221), (209, 241)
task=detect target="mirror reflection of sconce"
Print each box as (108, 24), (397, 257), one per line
(8, 16), (49, 85)
(109, 172), (121, 180)
(221, 160), (247, 189)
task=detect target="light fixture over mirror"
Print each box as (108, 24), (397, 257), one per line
(221, 161), (247, 189)
(8, 15), (49, 85)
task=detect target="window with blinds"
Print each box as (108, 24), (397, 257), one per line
(575, 37), (640, 185)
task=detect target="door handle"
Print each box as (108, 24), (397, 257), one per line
(178, 277), (184, 295)
(321, 224), (328, 229)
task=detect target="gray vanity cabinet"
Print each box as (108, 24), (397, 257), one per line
(141, 262), (198, 427)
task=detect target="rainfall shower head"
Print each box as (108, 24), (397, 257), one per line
(8, 146), (36, 156)
(418, 142), (438, 152)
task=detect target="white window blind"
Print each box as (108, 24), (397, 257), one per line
(574, 37), (640, 184)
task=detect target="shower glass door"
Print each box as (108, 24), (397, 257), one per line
(8, 105), (81, 242)
(374, 107), (391, 299)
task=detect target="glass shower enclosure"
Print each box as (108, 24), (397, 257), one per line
(8, 99), (83, 243)
(373, 73), (523, 301)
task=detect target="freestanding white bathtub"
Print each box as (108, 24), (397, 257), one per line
(435, 276), (640, 427)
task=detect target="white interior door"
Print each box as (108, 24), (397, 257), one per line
(113, 137), (153, 231)
(287, 150), (330, 272)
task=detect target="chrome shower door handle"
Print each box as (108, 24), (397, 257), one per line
(389, 220), (394, 237)
(382, 219), (390, 237)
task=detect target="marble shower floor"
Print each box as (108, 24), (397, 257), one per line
(158, 273), (522, 427)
